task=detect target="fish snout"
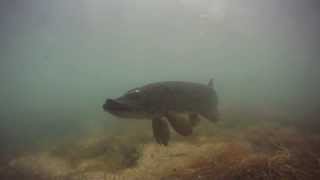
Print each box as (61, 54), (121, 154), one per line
(103, 99), (128, 111)
(103, 99), (115, 110)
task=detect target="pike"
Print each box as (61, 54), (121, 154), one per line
(103, 79), (219, 145)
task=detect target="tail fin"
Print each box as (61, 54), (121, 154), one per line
(208, 78), (214, 88)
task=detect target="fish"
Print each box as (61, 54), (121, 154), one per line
(103, 79), (219, 145)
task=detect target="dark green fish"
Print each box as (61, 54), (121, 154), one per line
(103, 79), (219, 145)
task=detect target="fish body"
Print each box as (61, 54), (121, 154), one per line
(103, 79), (219, 145)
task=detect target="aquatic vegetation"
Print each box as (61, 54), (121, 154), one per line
(50, 136), (142, 170)
(2, 109), (320, 180)
(165, 128), (320, 180)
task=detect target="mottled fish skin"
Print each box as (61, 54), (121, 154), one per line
(103, 79), (219, 145)
(140, 81), (218, 119)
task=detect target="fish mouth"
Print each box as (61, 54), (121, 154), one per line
(103, 99), (132, 112)
(103, 98), (149, 119)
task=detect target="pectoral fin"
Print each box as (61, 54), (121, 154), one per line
(152, 117), (170, 145)
(166, 112), (192, 136)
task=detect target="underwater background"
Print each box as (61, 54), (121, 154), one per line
(0, 0), (319, 179)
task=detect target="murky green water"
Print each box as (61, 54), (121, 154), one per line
(1, 0), (319, 179)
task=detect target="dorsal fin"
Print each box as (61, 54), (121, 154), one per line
(208, 78), (214, 88)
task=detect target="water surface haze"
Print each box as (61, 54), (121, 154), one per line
(0, 0), (319, 179)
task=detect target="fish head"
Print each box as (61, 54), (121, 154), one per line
(103, 88), (151, 119)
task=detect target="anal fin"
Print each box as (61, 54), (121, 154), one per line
(166, 112), (192, 136)
(189, 113), (201, 127)
(203, 109), (219, 122)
